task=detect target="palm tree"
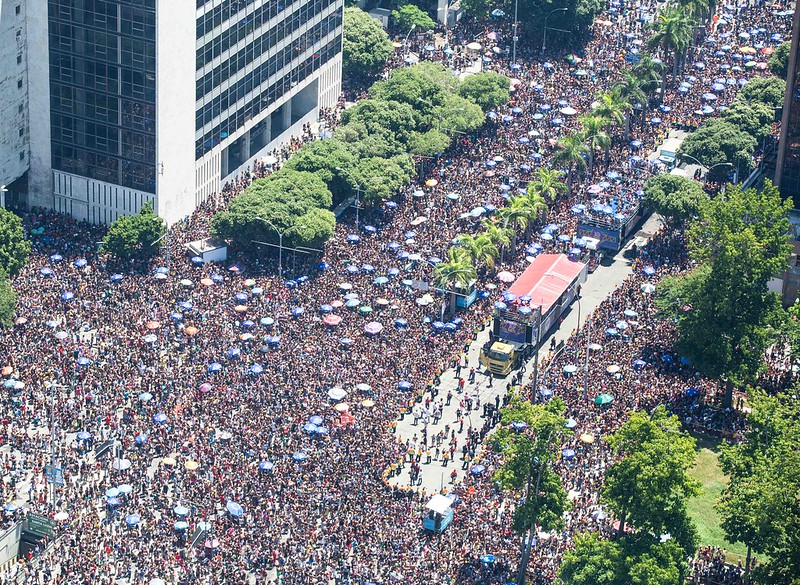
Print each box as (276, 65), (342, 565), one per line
(677, 0), (714, 22)
(579, 115), (611, 176)
(612, 69), (647, 140)
(648, 7), (695, 100)
(498, 196), (542, 251)
(527, 168), (566, 203)
(434, 254), (477, 315)
(481, 219), (513, 264)
(632, 53), (665, 98)
(552, 133), (589, 194)
(593, 90), (627, 131)
(454, 232), (499, 269)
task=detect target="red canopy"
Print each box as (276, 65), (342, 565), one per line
(508, 254), (586, 314)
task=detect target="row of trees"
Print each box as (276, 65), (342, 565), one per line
(432, 168), (565, 309)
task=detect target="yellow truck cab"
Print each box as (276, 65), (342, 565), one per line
(479, 341), (519, 376)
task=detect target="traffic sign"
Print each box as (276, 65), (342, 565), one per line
(26, 513), (55, 537)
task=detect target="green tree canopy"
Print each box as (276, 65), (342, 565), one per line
(210, 169), (335, 249)
(391, 4), (435, 31)
(340, 99), (417, 150)
(739, 76), (786, 108)
(657, 181), (791, 384)
(768, 40), (791, 78)
(718, 100), (775, 141)
(353, 155), (414, 204)
(0, 208), (31, 277)
(643, 174), (708, 227)
(282, 139), (356, 204)
(458, 71), (511, 112)
(409, 129), (451, 157)
(0, 273), (17, 328)
(602, 406), (700, 555)
(100, 201), (165, 261)
(342, 7), (393, 79)
(717, 389), (800, 585)
(678, 119), (757, 177)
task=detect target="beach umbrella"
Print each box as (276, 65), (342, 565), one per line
(364, 321), (383, 334)
(259, 461), (274, 472)
(398, 380), (412, 391)
(125, 514), (141, 526)
(595, 393), (614, 405)
(562, 449), (576, 459)
(470, 464), (486, 475)
(135, 433), (148, 445)
(174, 521), (190, 531)
(633, 359), (646, 368)
(394, 318), (408, 328)
(226, 501), (243, 517)
(77, 357), (92, 366)
(154, 413), (167, 424)
(61, 291), (75, 301)
(328, 387), (347, 401)
(208, 362), (223, 373)
(292, 452), (307, 463)
(563, 364), (578, 374)
(565, 418), (577, 429)
(112, 459), (131, 471)
(624, 309), (638, 318)
(323, 314), (342, 326)
(77, 431), (92, 441)
(143, 334), (157, 343)
(641, 283), (656, 293)
(249, 364), (264, 375)
(139, 392), (152, 402)
(606, 364), (621, 374)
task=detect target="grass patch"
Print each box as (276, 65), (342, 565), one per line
(686, 434), (749, 562)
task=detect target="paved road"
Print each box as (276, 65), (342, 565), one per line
(391, 213), (662, 494)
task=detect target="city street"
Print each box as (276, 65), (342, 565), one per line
(392, 213), (662, 493)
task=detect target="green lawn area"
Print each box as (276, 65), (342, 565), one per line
(687, 435), (749, 562)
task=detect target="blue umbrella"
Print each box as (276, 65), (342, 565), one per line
(487, 111), (498, 120)
(174, 521), (190, 531)
(191, 256), (204, 265)
(259, 461), (274, 472)
(304, 423), (319, 434)
(394, 318), (408, 328)
(105, 487), (120, 498)
(226, 501), (243, 517)
(470, 465), (485, 475)
(502, 291), (516, 302)
(481, 554), (496, 564)
(558, 234), (571, 243)
(643, 265), (656, 276)
(346, 265), (360, 274)
(178, 301), (193, 311)
(284, 280), (298, 288)
(106, 497), (120, 507)
(398, 380), (412, 391)
(210, 273), (224, 283)
(138, 392), (153, 402)
(39, 267), (54, 277)
(478, 290), (491, 299)
(77, 357), (92, 366)
(208, 362), (223, 373)
(428, 257), (442, 265)
(565, 418), (577, 429)
(444, 323), (457, 332)
(347, 234), (360, 244)
(267, 336), (281, 345)
(539, 388), (553, 397)
(606, 328), (620, 336)
(686, 387), (699, 397)
(432, 321), (445, 330)
(242, 320), (255, 328)
(154, 413), (167, 423)
(310, 415), (324, 425)
(320, 304), (334, 313)
(260, 317), (275, 327)
(662, 354), (674, 363)
(249, 364), (264, 375)
(125, 514), (141, 526)
(227, 347), (241, 359)
(362, 264), (375, 273)
(318, 262), (329, 271)
(511, 421), (528, 431)
(387, 242), (401, 251)
(110, 273), (123, 283)
(374, 276), (389, 285)
(155, 266), (169, 274)
(630, 139), (642, 148)
(170, 312), (183, 322)
(291, 307), (304, 317)
(234, 292), (248, 302)
(135, 433), (148, 445)
(292, 452), (307, 462)
(562, 449), (576, 459)
(363, 225), (377, 233)
(540, 233), (553, 241)
(494, 301), (508, 310)
(77, 431), (92, 441)
(50, 254), (63, 263)
(633, 359), (646, 368)
(61, 291), (75, 301)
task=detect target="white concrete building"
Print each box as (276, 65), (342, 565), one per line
(8, 0), (343, 225)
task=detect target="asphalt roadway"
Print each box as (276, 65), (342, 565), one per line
(391, 213), (663, 495)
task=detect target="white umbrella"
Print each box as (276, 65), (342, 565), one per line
(327, 387), (348, 401)
(467, 42), (482, 50)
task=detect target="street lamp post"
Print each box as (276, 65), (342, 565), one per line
(255, 217), (307, 279)
(403, 24), (417, 58)
(150, 226), (170, 269)
(512, 0), (520, 65)
(542, 8), (568, 53)
(678, 155), (734, 182)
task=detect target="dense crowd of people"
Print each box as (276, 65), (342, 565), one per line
(0, 0), (793, 583)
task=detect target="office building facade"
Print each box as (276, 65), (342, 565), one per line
(6, 0), (342, 225)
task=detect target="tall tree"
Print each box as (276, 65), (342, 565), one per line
(342, 7), (393, 80)
(0, 208), (31, 277)
(717, 389), (800, 585)
(492, 396), (571, 584)
(101, 201), (166, 262)
(0, 273), (17, 328)
(610, 71), (646, 140)
(643, 174), (708, 228)
(527, 168), (566, 203)
(453, 233), (499, 269)
(602, 406), (700, 555)
(593, 90), (627, 133)
(579, 115), (611, 176)
(433, 250), (477, 314)
(647, 7), (695, 99)
(552, 134), (589, 194)
(660, 181), (792, 386)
